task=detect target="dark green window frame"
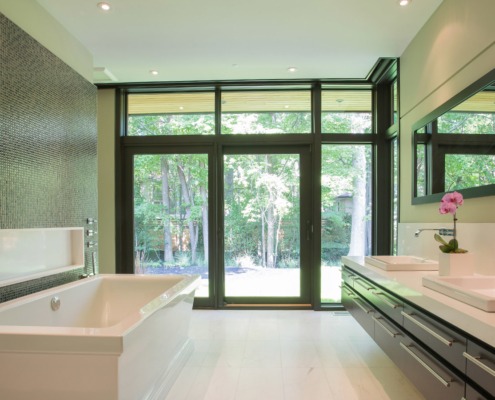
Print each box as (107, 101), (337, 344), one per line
(104, 58), (399, 309)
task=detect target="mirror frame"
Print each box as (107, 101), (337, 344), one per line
(412, 68), (495, 205)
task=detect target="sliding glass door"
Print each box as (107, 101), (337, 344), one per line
(222, 146), (312, 305)
(123, 146), (215, 307)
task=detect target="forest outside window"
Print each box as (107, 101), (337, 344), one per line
(321, 89), (372, 134)
(127, 92), (215, 136)
(414, 87), (495, 196)
(220, 90), (312, 134)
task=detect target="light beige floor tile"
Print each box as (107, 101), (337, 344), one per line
(235, 367), (284, 400)
(165, 311), (426, 400)
(282, 367), (335, 400)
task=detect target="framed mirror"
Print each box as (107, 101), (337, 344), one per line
(412, 69), (495, 204)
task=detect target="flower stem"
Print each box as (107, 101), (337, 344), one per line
(453, 213), (457, 244)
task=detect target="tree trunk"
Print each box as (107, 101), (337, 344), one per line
(348, 147), (367, 256)
(261, 210), (266, 267)
(160, 158), (174, 264)
(200, 184), (208, 266)
(266, 204), (275, 268)
(177, 163), (198, 264)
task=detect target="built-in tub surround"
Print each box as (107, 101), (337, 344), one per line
(398, 223), (495, 275)
(0, 228), (84, 287)
(0, 274), (200, 400)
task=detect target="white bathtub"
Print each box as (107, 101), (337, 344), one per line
(0, 274), (200, 400)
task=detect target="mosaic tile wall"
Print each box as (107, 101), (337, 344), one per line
(0, 13), (98, 302)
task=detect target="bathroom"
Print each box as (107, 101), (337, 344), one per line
(1, 0), (494, 399)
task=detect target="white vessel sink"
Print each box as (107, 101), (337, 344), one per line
(422, 275), (495, 312)
(364, 255), (438, 271)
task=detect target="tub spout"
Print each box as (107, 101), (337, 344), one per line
(414, 228), (454, 237)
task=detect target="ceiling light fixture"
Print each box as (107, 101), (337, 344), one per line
(150, 70), (159, 76)
(97, 2), (111, 11)
(399, 0), (411, 6)
(287, 67), (297, 73)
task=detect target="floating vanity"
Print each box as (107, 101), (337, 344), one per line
(342, 256), (495, 400)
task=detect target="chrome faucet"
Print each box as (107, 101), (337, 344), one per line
(414, 228), (454, 238)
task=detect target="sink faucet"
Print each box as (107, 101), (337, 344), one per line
(414, 228), (454, 238)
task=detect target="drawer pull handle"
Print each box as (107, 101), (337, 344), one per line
(354, 278), (374, 291)
(401, 311), (454, 347)
(342, 271), (355, 280)
(372, 316), (401, 338)
(463, 352), (495, 377)
(350, 297), (373, 314)
(372, 292), (400, 309)
(400, 343), (453, 387)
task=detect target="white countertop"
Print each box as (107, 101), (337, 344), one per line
(342, 256), (495, 348)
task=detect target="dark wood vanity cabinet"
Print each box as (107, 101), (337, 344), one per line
(402, 303), (467, 372)
(341, 283), (375, 337)
(464, 341), (495, 398)
(373, 308), (465, 399)
(466, 383), (492, 400)
(342, 264), (495, 400)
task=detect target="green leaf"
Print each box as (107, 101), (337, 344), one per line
(434, 233), (448, 246)
(448, 239), (459, 250)
(439, 244), (452, 253)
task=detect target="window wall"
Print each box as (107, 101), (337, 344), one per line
(117, 62), (398, 308)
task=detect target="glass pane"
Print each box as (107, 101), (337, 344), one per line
(127, 92), (215, 136)
(438, 90), (495, 134)
(321, 145), (372, 303)
(392, 138), (398, 255)
(393, 80), (398, 125)
(224, 153), (301, 297)
(321, 90), (372, 133)
(416, 144), (426, 197)
(221, 91), (311, 134)
(445, 154), (495, 191)
(133, 154), (209, 297)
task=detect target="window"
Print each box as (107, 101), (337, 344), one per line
(321, 89), (372, 133)
(117, 61), (399, 309)
(127, 92), (215, 136)
(221, 90), (311, 134)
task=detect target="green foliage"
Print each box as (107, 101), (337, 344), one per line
(130, 111), (371, 271)
(434, 234), (467, 254)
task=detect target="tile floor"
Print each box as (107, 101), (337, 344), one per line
(165, 310), (425, 400)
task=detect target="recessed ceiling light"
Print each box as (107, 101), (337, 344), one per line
(150, 70), (159, 76)
(97, 2), (111, 11)
(287, 67), (297, 73)
(399, 0), (411, 6)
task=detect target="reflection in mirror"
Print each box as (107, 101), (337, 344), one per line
(412, 69), (495, 204)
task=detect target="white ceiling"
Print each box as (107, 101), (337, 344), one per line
(35, 0), (443, 84)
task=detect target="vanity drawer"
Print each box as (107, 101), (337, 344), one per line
(341, 266), (357, 287)
(341, 283), (375, 337)
(402, 304), (467, 373)
(352, 276), (403, 325)
(465, 383), (492, 400)
(398, 334), (465, 400)
(464, 341), (495, 397)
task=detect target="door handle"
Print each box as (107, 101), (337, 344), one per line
(306, 220), (313, 240)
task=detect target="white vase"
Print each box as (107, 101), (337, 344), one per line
(438, 252), (475, 276)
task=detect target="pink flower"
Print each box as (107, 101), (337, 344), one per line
(441, 191), (464, 207)
(439, 202), (457, 215)
(439, 191), (463, 215)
